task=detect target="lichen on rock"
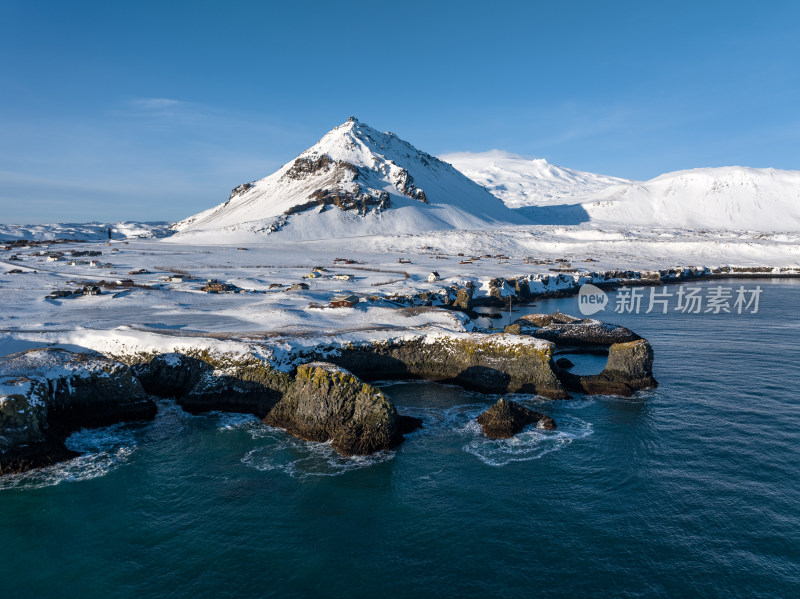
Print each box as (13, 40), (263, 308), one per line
(265, 362), (405, 456)
(318, 332), (569, 399)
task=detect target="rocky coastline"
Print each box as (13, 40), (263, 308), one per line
(378, 264), (800, 311)
(0, 311), (657, 475)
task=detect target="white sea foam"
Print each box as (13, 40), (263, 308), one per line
(0, 423), (138, 491)
(213, 411), (259, 431)
(462, 414), (593, 467)
(240, 423), (394, 478)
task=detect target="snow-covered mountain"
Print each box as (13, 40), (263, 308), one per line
(173, 118), (525, 240)
(583, 167), (800, 232)
(443, 151), (800, 232)
(173, 119), (800, 237)
(440, 150), (628, 208)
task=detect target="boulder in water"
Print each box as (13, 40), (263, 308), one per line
(476, 398), (556, 439)
(265, 362), (409, 455)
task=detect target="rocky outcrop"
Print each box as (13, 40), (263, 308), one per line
(0, 348), (156, 474)
(476, 398), (556, 439)
(453, 286), (474, 311)
(132, 352), (212, 398)
(321, 332), (569, 399)
(505, 312), (657, 396)
(265, 362), (411, 455)
(558, 339), (657, 397)
(505, 313), (640, 346)
(130, 351), (292, 418)
(555, 357), (574, 369)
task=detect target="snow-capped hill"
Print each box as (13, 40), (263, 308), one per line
(440, 150), (628, 208)
(0, 222), (173, 241)
(442, 151), (800, 232)
(584, 166), (800, 232)
(174, 118), (523, 240)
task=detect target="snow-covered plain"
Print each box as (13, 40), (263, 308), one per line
(1, 224), (798, 361)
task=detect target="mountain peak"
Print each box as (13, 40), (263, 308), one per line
(173, 120), (521, 239)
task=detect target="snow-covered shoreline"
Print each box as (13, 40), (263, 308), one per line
(0, 224), (797, 363)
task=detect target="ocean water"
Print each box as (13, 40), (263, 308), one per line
(2, 279), (799, 598)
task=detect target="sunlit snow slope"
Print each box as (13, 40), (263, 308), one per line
(440, 150), (627, 208)
(173, 118), (525, 240)
(445, 151), (800, 232)
(584, 167), (800, 232)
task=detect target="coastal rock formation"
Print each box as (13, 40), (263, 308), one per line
(454, 286), (474, 310)
(132, 352), (212, 398)
(505, 312), (657, 396)
(265, 362), (407, 455)
(505, 314), (640, 346)
(0, 348), (156, 474)
(130, 351), (292, 418)
(555, 357), (574, 369)
(0, 314), (656, 475)
(476, 398), (556, 439)
(563, 339), (657, 396)
(322, 332), (569, 399)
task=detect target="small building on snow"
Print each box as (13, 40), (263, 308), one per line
(330, 294), (359, 308)
(428, 271), (440, 282)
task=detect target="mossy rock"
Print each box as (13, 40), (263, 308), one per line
(265, 362), (401, 455)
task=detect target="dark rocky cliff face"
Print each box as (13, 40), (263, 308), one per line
(503, 313), (657, 397)
(265, 362), (404, 456)
(319, 334), (568, 399)
(562, 339), (657, 396)
(0, 349), (156, 474)
(132, 351), (292, 418)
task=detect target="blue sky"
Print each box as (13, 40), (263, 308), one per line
(1, 0), (799, 223)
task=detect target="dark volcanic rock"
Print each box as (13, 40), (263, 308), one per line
(396, 414), (424, 435)
(322, 332), (568, 399)
(555, 357), (575, 369)
(132, 352), (212, 398)
(454, 286), (474, 311)
(521, 313), (581, 327)
(265, 362), (404, 456)
(0, 348), (156, 475)
(510, 313), (640, 347)
(560, 339), (657, 397)
(130, 351), (292, 418)
(476, 398), (556, 439)
(507, 313), (657, 397)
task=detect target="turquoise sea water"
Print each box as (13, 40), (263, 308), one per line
(1, 279), (799, 598)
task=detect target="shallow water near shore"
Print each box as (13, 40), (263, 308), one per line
(1, 279), (799, 598)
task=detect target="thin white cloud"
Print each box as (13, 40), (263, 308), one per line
(129, 97), (186, 110)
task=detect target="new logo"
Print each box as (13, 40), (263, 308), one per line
(578, 284), (608, 315)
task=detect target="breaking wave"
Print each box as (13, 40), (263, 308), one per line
(0, 423), (138, 491)
(462, 414), (593, 466)
(239, 423), (395, 479)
